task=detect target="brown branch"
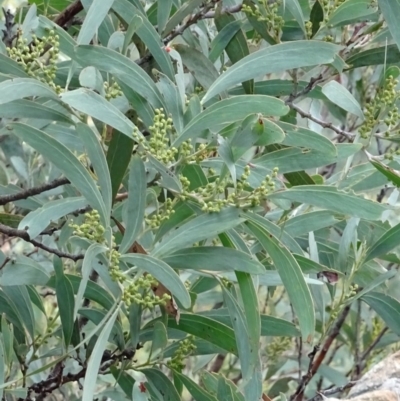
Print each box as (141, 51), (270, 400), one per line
(0, 223), (83, 261)
(291, 305), (351, 401)
(0, 177), (70, 206)
(286, 102), (355, 141)
(53, 0), (83, 28)
(306, 381), (356, 401)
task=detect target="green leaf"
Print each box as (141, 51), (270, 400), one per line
(78, 0), (115, 45)
(328, 0), (377, 27)
(362, 292), (400, 335)
(365, 221), (400, 262)
(10, 123), (108, 226)
(47, 274), (115, 311)
(54, 258), (75, 348)
(0, 255), (50, 286)
(215, 12), (253, 94)
(112, 0), (175, 79)
(122, 15), (143, 55)
(157, 0), (172, 34)
(121, 254), (191, 309)
(173, 371), (218, 401)
(261, 315), (300, 337)
(74, 243), (107, 320)
(163, 0), (203, 36)
(369, 159), (400, 188)
(173, 95), (289, 146)
(0, 54), (28, 77)
(174, 44), (220, 90)
(286, 0), (306, 33)
(74, 45), (164, 109)
(0, 78), (57, 104)
(246, 221), (315, 341)
(60, 89), (136, 140)
(0, 100), (72, 123)
(147, 154), (182, 193)
(82, 304), (120, 401)
(110, 367), (135, 399)
(153, 208), (244, 257)
(163, 313), (237, 354)
(19, 197), (87, 240)
(203, 41), (341, 102)
(0, 340), (4, 401)
(150, 321), (168, 360)
(142, 368), (181, 401)
(346, 44), (400, 69)
(1, 315), (13, 367)
(209, 20), (242, 63)
(2, 286), (35, 340)
(107, 130), (135, 201)
(321, 81), (364, 120)
(377, 0), (400, 52)
(351, 271), (396, 303)
(120, 156), (146, 253)
(269, 186), (386, 221)
(162, 247), (265, 274)
(77, 123), (112, 217)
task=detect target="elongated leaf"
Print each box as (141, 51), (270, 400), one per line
(107, 130), (135, 200)
(162, 247), (265, 274)
(0, 100), (72, 123)
(247, 221), (315, 341)
(269, 186), (386, 221)
(142, 368), (181, 401)
(203, 41), (341, 102)
(370, 159), (400, 188)
(214, 13), (253, 94)
(77, 123), (112, 217)
(153, 208), (244, 257)
(322, 81), (364, 120)
(19, 197), (87, 239)
(377, 0), (400, 52)
(286, 0), (306, 33)
(2, 286), (35, 340)
(112, 0), (175, 79)
(365, 221), (400, 262)
(209, 20), (242, 63)
(120, 156), (146, 253)
(61, 89), (136, 139)
(54, 258), (75, 348)
(0, 340), (4, 401)
(47, 274), (115, 310)
(346, 45), (400, 69)
(173, 371), (218, 401)
(0, 255), (50, 286)
(74, 45), (164, 109)
(1, 315), (13, 367)
(328, 0), (377, 27)
(351, 271), (396, 303)
(10, 123), (108, 225)
(78, 0), (115, 45)
(121, 254), (190, 308)
(0, 54), (28, 77)
(174, 44), (219, 90)
(74, 243), (107, 320)
(0, 78), (57, 104)
(82, 304), (120, 401)
(362, 292), (400, 335)
(174, 95), (289, 146)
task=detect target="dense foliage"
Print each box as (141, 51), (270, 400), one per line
(1, 0), (400, 400)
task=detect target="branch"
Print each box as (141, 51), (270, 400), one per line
(0, 177), (70, 206)
(0, 223), (83, 262)
(306, 382), (356, 401)
(291, 305), (351, 401)
(286, 101), (355, 141)
(53, 0), (83, 28)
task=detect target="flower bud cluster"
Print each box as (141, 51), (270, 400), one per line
(177, 166), (278, 213)
(104, 79), (122, 100)
(305, 20), (313, 39)
(145, 198), (175, 229)
(242, 0), (284, 40)
(266, 337), (292, 364)
(133, 108), (176, 164)
(322, 0), (346, 21)
(360, 75), (399, 139)
(167, 336), (196, 371)
(7, 31), (61, 93)
(122, 274), (171, 308)
(70, 210), (105, 243)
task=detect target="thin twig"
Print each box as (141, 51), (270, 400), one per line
(0, 223), (83, 261)
(291, 305), (351, 401)
(286, 102), (355, 141)
(306, 382), (356, 401)
(53, 0), (83, 28)
(0, 177), (70, 206)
